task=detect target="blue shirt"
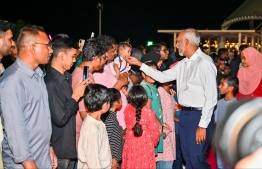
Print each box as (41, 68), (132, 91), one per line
(0, 58), (52, 168)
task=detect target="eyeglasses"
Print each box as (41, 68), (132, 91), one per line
(160, 49), (169, 53)
(34, 42), (52, 48)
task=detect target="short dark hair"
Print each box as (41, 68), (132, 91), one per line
(0, 20), (15, 36)
(50, 33), (79, 58)
(82, 37), (106, 62)
(16, 25), (46, 50)
(218, 48), (228, 57)
(108, 88), (121, 108)
(96, 35), (116, 52)
(239, 44), (248, 52)
(84, 84), (110, 112)
(222, 74), (239, 96)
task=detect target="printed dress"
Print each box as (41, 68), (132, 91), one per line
(140, 81), (163, 154)
(121, 104), (160, 169)
(156, 86), (176, 162)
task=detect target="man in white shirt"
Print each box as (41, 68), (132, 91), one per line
(127, 28), (217, 169)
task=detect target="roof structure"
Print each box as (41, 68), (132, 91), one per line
(157, 0), (262, 52)
(221, 0), (262, 30)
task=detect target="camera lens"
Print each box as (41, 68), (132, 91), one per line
(216, 98), (262, 166)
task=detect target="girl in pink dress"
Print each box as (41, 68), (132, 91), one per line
(121, 85), (160, 169)
(156, 81), (176, 168)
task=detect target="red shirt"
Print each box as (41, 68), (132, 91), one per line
(236, 79), (262, 99)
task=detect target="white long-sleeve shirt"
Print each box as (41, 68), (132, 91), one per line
(140, 48), (217, 128)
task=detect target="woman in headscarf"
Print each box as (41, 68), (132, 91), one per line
(236, 47), (262, 98)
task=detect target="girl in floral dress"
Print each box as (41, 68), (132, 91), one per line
(121, 85), (160, 168)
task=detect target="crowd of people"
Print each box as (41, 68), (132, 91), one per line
(0, 19), (262, 169)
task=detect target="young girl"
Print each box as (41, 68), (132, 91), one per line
(156, 81), (176, 168)
(101, 88), (123, 169)
(121, 85), (160, 169)
(214, 74), (239, 169)
(140, 60), (164, 156)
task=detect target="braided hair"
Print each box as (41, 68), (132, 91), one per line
(127, 85), (148, 137)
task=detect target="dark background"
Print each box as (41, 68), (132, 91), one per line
(1, 0), (246, 48)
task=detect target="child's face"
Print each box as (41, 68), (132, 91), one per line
(224, 66), (231, 75)
(162, 81), (173, 88)
(218, 60), (225, 71)
(115, 98), (122, 110)
(142, 65), (157, 84)
(102, 102), (110, 114)
(119, 46), (132, 59)
(218, 78), (232, 95)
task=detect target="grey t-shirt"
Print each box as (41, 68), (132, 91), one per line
(214, 97), (238, 123)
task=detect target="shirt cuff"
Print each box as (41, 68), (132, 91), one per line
(67, 98), (79, 112)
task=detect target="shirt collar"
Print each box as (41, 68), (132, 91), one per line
(16, 57), (43, 78)
(184, 48), (201, 63)
(49, 67), (71, 84)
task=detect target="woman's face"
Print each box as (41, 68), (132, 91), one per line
(240, 52), (249, 67)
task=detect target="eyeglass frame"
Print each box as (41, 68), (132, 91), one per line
(159, 49), (169, 53)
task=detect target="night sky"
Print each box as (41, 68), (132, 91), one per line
(2, 0), (246, 48)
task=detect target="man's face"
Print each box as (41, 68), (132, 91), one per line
(0, 29), (14, 58)
(106, 44), (117, 62)
(176, 32), (186, 56)
(93, 54), (107, 71)
(62, 48), (77, 71)
(220, 51), (229, 60)
(33, 31), (53, 65)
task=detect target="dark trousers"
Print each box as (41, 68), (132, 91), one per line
(58, 159), (76, 169)
(173, 133), (183, 169)
(179, 110), (214, 169)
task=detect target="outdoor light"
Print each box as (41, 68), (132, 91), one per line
(97, 3), (103, 36)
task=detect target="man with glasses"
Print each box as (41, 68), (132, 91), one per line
(0, 25), (58, 168)
(71, 36), (110, 168)
(44, 34), (89, 169)
(127, 28), (217, 169)
(92, 35), (129, 168)
(93, 35), (129, 129)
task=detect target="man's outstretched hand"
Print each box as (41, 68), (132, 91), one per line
(127, 56), (142, 67)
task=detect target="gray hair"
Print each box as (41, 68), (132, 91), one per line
(183, 28), (200, 46)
